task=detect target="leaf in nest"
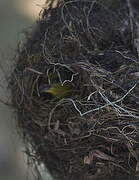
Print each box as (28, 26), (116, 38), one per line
(84, 154), (94, 165)
(93, 150), (115, 161)
(84, 150), (115, 165)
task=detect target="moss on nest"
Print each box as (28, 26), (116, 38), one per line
(9, 0), (139, 179)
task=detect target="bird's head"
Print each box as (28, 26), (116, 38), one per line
(39, 67), (74, 100)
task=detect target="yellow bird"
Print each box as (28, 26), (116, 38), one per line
(39, 68), (73, 100)
(41, 82), (73, 99)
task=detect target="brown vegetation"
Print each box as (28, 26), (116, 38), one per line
(9, 0), (139, 179)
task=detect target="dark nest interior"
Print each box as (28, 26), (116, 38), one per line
(9, 0), (139, 179)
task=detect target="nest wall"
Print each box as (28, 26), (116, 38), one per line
(9, 0), (139, 179)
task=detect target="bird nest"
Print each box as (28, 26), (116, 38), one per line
(9, 0), (139, 179)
